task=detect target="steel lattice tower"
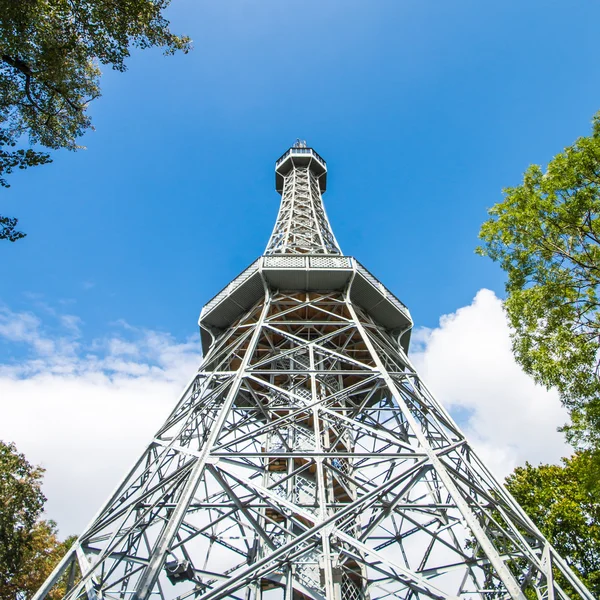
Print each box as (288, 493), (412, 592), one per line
(35, 142), (593, 600)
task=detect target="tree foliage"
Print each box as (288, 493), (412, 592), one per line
(0, 0), (190, 240)
(505, 453), (600, 596)
(0, 440), (75, 600)
(478, 112), (600, 459)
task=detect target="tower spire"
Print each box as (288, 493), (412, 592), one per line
(266, 143), (341, 255)
(33, 146), (594, 600)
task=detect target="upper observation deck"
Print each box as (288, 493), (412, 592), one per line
(275, 143), (327, 193)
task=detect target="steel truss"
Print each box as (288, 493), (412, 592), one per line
(266, 148), (340, 255)
(34, 144), (594, 600)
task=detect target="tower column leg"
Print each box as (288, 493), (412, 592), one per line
(131, 289), (271, 600)
(344, 291), (528, 600)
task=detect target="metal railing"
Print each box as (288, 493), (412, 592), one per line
(200, 255), (410, 323)
(200, 259), (260, 318)
(275, 147), (327, 170)
(354, 260), (410, 317)
(262, 255), (352, 269)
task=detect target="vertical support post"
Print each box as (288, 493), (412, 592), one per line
(309, 342), (338, 600)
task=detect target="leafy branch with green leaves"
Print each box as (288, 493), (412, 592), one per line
(478, 111), (600, 470)
(505, 452), (600, 596)
(0, 440), (76, 600)
(0, 0), (191, 241)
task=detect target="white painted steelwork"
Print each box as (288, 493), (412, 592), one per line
(33, 144), (594, 600)
(267, 143), (339, 255)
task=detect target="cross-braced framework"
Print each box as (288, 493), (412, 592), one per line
(266, 144), (340, 255)
(35, 145), (594, 600)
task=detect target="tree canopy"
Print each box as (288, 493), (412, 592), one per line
(505, 452), (600, 596)
(0, 440), (75, 600)
(478, 111), (600, 465)
(0, 0), (190, 240)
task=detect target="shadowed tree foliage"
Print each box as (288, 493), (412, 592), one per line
(0, 0), (191, 240)
(478, 111), (600, 471)
(505, 453), (600, 597)
(0, 440), (76, 600)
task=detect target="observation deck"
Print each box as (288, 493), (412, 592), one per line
(199, 255), (413, 354)
(275, 146), (327, 193)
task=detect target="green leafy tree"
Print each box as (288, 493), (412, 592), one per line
(0, 0), (191, 240)
(0, 440), (75, 600)
(478, 111), (600, 465)
(505, 453), (600, 596)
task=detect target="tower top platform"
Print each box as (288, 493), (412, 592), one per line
(275, 143), (327, 194)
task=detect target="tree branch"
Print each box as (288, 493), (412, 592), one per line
(2, 54), (84, 114)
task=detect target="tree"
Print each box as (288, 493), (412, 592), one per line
(478, 111), (600, 465)
(0, 440), (75, 600)
(505, 453), (600, 596)
(0, 0), (191, 240)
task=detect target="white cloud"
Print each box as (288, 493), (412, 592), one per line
(410, 288), (570, 480)
(0, 306), (54, 355)
(0, 305), (201, 536)
(0, 290), (571, 539)
(59, 314), (83, 336)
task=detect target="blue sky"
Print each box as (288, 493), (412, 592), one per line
(3, 0), (600, 353)
(3, 0), (596, 533)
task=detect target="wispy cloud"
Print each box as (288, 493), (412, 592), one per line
(0, 302), (202, 535)
(0, 305), (58, 356)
